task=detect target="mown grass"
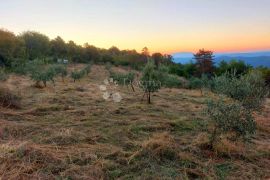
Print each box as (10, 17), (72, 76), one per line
(0, 64), (269, 179)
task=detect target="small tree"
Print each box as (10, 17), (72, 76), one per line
(110, 71), (135, 91)
(194, 49), (214, 77)
(206, 98), (256, 147)
(51, 65), (68, 82)
(212, 70), (268, 111)
(0, 68), (8, 81)
(83, 64), (92, 76)
(157, 65), (182, 88)
(30, 67), (56, 87)
(205, 70), (268, 148)
(140, 60), (161, 104)
(71, 70), (84, 82)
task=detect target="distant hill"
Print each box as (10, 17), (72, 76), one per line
(172, 51), (270, 67)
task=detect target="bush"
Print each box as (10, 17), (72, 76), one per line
(206, 98), (256, 146)
(29, 64), (57, 87)
(212, 70), (268, 111)
(156, 65), (182, 88)
(161, 74), (182, 88)
(82, 64), (91, 76)
(110, 71), (135, 91)
(188, 77), (202, 89)
(31, 67), (56, 87)
(51, 65), (68, 81)
(0, 68), (8, 81)
(0, 87), (21, 108)
(215, 60), (251, 76)
(256, 66), (270, 91)
(71, 70), (85, 82)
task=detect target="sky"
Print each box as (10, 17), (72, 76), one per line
(1, 0), (270, 54)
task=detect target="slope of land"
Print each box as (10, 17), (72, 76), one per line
(0, 65), (269, 179)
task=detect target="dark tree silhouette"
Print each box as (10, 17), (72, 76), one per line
(194, 49), (214, 76)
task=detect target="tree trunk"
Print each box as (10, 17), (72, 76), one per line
(130, 83), (135, 92)
(148, 91), (151, 104)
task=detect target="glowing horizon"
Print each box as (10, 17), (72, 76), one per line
(1, 0), (270, 54)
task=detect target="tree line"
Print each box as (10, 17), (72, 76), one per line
(0, 28), (270, 85)
(0, 28), (172, 69)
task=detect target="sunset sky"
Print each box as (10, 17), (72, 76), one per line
(1, 0), (270, 54)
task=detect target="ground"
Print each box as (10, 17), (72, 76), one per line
(0, 65), (269, 179)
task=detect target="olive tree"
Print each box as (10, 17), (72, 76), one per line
(206, 98), (256, 147)
(110, 71), (135, 91)
(140, 60), (161, 104)
(30, 67), (56, 87)
(205, 70), (268, 147)
(51, 65), (68, 82)
(212, 70), (268, 111)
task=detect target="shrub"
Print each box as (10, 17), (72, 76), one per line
(71, 70), (85, 82)
(161, 74), (182, 88)
(51, 65), (68, 82)
(110, 71), (135, 91)
(30, 65), (56, 87)
(0, 68), (8, 81)
(215, 60), (251, 76)
(205, 70), (268, 148)
(140, 60), (161, 104)
(212, 70), (268, 111)
(82, 64), (92, 76)
(0, 87), (21, 108)
(206, 98), (256, 146)
(188, 77), (202, 89)
(156, 65), (182, 88)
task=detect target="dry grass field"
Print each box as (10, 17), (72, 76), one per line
(0, 65), (269, 179)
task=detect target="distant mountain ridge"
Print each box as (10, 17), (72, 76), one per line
(172, 51), (270, 67)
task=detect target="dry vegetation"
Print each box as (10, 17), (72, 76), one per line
(0, 64), (269, 179)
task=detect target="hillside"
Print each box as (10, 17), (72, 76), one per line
(0, 65), (269, 179)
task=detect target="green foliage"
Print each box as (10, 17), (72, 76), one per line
(205, 70), (268, 147)
(206, 98), (256, 145)
(30, 65), (56, 87)
(110, 71), (135, 85)
(140, 60), (161, 103)
(168, 63), (197, 78)
(71, 65), (92, 82)
(50, 36), (67, 59)
(0, 29), (25, 67)
(188, 77), (202, 89)
(212, 70), (268, 111)
(0, 68), (8, 81)
(50, 64), (68, 81)
(20, 31), (50, 60)
(215, 60), (251, 76)
(256, 66), (270, 87)
(157, 65), (181, 88)
(71, 70), (84, 82)
(187, 74), (213, 94)
(82, 64), (92, 75)
(161, 74), (182, 88)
